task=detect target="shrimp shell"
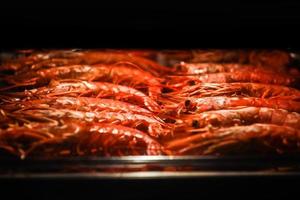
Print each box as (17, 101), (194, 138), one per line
(184, 97), (300, 113)
(177, 107), (300, 129)
(9, 80), (161, 112)
(0, 122), (166, 158)
(172, 82), (300, 98)
(11, 108), (170, 138)
(0, 97), (153, 116)
(166, 124), (300, 155)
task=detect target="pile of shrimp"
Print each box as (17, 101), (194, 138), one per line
(0, 49), (299, 159)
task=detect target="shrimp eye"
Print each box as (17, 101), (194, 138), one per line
(192, 120), (200, 128)
(162, 87), (173, 93)
(187, 80), (196, 86)
(185, 100), (191, 107)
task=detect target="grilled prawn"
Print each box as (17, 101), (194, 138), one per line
(1, 50), (172, 76)
(0, 97), (153, 116)
(176, 96), (300, 114)
(166, 124), (300, 155)
(0, 122), (166, 158)
(176, 107), (300, 129)
(190, 50), (291, 68)
(7, 80), (161, 112)
(167, 82), (300, 98)
(10, 108), (171, 138)
(167, 71), (298, 88)
(174, 62), (278, 75)
(1, 64), (163, 98)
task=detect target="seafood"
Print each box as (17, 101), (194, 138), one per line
(0, 97), (153, 116)
(248, 50), (291, 68)
(74, 123), (166, 156)
(180, 96), (300, 114)
(190, 50), (248, 63)
(175, 62), (280, 75)
(109, 49), (159, 59)
(1, 50), (172, 76)
(190, 50), (291, 68)
(0, 122), (165, 158)
(10, 108), (171, 138)
(166, 124), (300, 155)
(1, 49), (299, 159)
(0, 123), (55, 158)
(1, 64), (163, 98)
(167, 71), (298, 88)
(91, 64), (162, 98)
(2, 65), (104, 87)
(176, 107), (300, 129)
(18, 58), (85, 72)
(9, 80), (161, 112)
(156, 51), (194, 66)
(75, 51), (173, 75)
(0, 50), (83, 72)
(167, 82), (300, 98)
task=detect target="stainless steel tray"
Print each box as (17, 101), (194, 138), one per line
(1, 155), (300, 179)
(1, 50), (300, 179)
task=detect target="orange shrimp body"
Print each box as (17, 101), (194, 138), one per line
(172, 82), (300, 98)
(76, 51), (173, 75)
(16, 80), (161, 112)
(168, 71), (298, 88)
(75, 123), (166, 156)
(0, 50), (83, 72)
(190, 50), (291, 68)
(177, 107), (300, 129)
(0, 122), (166, 158)
(12, 108), (170, 138)
(175, 62), (278, 75)
(0, 97), (153, 116)
(183, 97), (300, 113)
(2, 64), (163, 97)
(166, 124), (300, 155)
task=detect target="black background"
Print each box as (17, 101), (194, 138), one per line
(2, 1), (300, 49)
(1, 175), (300, 200)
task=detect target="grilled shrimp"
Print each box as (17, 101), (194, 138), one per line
(25, 50), (172, 75)
(167, 71), (298, 88)
(11, 108), (171, 138)
(175, 62), (283, 75)
(0, 97), (153, 116)
(7, 80), (161, 112)
(1, 64), (163, 98)
(167, 82), (300, 98)
(74, 123), (166, 156)
(0, 122), (166, 158)
(190, 50), (291, 68)
(75, 51), (173, 75)
(0, 50), (83, 72)
(1, 50), (172, 76)
(90, 64), (162, 98)
(176, 107), (300, 129)
(0, 122), (78, 158)
(248, 50), (291, 68)
(178, 96), (300, 114)
(166, 124), (300, 155)
(2, 65), (105, 88)
(189, 50), (248, 63)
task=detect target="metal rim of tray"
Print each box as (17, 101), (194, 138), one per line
(1, 171), (300, 179)
(1, 50), (300, 178)
(1, 155), (300, 178)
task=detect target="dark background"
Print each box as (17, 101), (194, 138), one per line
(1, 2), (300, 49)
(1, 175), (300, 200)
